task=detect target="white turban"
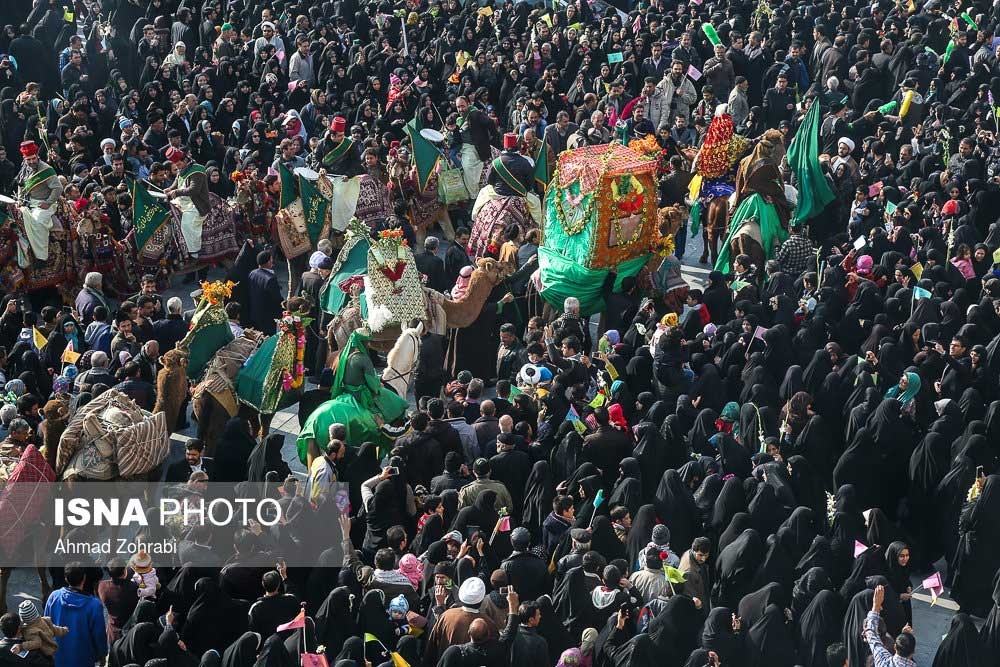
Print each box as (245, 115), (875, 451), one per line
(838, 137), (855, 152)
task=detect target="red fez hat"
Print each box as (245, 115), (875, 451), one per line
(503, 132), (518, 149)
(19, 141), (39, 158)
(331, 116), (347, 133)
(165, 146), (186, 164)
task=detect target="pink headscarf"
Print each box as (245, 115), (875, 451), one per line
(398, 553), (422, 590)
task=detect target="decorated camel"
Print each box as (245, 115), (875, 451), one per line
(324, 220), (509, 353)
(191, 329), (268, 455)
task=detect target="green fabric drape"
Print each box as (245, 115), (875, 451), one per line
(320, 236), (371, 315)
(714, 193), (790, 272)
(787, 101), (835, 227)
(538, 247), (650, 316)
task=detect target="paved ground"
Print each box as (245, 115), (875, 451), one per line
(3, 233), (961, 659)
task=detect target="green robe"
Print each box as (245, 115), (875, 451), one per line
(295, 331), (408, 463)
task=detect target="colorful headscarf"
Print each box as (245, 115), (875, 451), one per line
(885, 371), (922, 406)
(398, 553), (423, 590)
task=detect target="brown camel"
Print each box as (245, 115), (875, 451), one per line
(699, 196), (730, 265)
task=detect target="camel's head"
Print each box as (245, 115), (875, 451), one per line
(657, 206), (684, 238)
(475, 257), (508, 285)
(162, 348), (189, 369)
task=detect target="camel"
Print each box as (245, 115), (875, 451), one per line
(327, 257), (508, 354)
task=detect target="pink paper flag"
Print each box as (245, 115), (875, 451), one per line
(276, 49), (285, 63)
(922, 571), (943, 597)
(853, 540), (868, 558)
(753, 325), (768, 341)
(686, 64), (702, 81)
(868, 181), (883, 198)
(276, 609), (305, 632)
(498, 516), (511, 532)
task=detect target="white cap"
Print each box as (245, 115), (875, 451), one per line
(458, 577), (486, 605)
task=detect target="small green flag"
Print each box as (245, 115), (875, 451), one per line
(664, 565), (688, 584)
(278, 162), (298, 209)
(534, 143), (549, 189)
(128, 178), (173, 256)
(885, 200), (898, 217)
(607, 52), (624, 64)
(364, 633), (382, 644)
(730, 279), (749, 292)
(298, 174), (329, 245)
(404, 117), (441, 192)
(509, 384), (524, 397)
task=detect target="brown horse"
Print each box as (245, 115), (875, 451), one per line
(699, 196), (729, 265)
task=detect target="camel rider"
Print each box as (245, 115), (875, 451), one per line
(313, 116), (364, 232)
(455, 95), (495, 200)
(472, 133), (543, 224)
(296, 328), (408, 466)
(315, 116), (364, 177)
(16, 141), (63, 267)
(164, 147), (210, 257)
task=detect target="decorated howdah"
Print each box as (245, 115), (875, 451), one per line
(539, 143), (659, 315)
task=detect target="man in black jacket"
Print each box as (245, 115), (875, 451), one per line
(509, 600), (550, 667)
(416, 237), (447, 292)
(456, 95), (496, 200)
(502, 529), (550, 602)
(763, 72), (796, 129)
(248, 569), (301, 639)
(153, 297), (188, 353)
(245, 251), (284, 334)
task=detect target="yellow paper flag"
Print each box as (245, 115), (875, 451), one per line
(541, 13), (553, 26)
(63, 9), (74, 21)
(364, 633), (381, 643)
(61, 341), (80, 364)
(911, 262), (923, 279)
(664, 565), (688, 583)
(391, 653), (411, 667)
(32, 327), (47, 350)
(606, 362), (619, 381)
(993, 248), (1000, 265)
(589, 392), (607, 408)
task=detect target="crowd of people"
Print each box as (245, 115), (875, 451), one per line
(2, 0), (1000, 664)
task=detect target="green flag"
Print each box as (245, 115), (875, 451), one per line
(278, 161), (298, 209)
(128, 178), (173, 256)
(298, 174), (328, 245)
(534, 143), (549, 189)
(404, 117), (441, 192)
(664, 565), (688, 584)
(787, 101), (835, 227)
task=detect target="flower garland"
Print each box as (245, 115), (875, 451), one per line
(551, 145), (617, 236)
(371, 228), (409, 265)
(655, 234), (676, 258)
(199, 280), (236, 306)
(278, 314), (306, 391)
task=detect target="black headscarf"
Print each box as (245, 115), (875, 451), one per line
(221, 632), (261, 667)
(215, 418), (258, 483)
(522, 460), (555, 542)
(246, 433), (291, 482)
(796, 589), (842, 667)
(933, 613), (983, 667)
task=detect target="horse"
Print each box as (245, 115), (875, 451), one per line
(381, 322), (423, 398)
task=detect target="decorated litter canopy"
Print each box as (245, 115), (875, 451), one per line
(539, 143), (659, 315)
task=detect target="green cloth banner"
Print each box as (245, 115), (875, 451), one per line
(181, 302), (235, 380)
(787, 101), (835, 227)
(129, 178), (173, 256)
(404, 117), (441, 192)
(320, 236), (371, 315)
(278, 162), (298, 209)
(534, 143), (549, 189)
(538, 246), (649, 316)
(234, 332), (278, 412)
(298, 174), (329, 244)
